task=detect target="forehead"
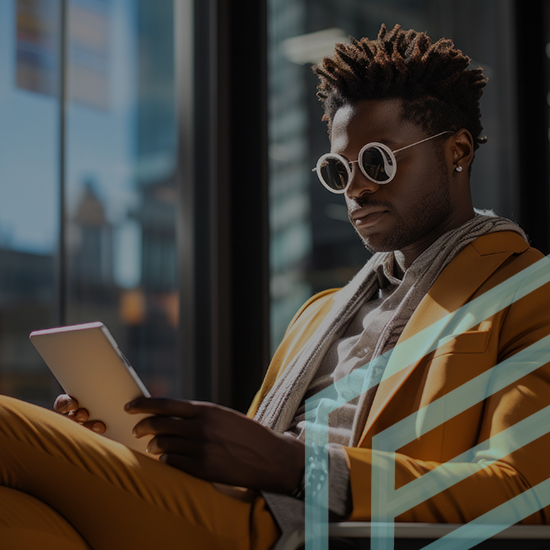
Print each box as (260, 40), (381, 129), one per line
(330, 98), (423, 153)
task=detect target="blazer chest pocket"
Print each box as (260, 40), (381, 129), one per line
(432, 328), (491, 358)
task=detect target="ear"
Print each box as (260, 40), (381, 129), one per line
(449, 129), (474, 173)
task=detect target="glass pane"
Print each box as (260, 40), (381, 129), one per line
(268, 0), (517, 351)
(65, 0), (179, 397)
(0, 0), (59, 406)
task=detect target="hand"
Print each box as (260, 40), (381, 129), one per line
(53, 394), (106, 434)
(125, 397), (305, 494)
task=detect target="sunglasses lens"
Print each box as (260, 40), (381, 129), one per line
(361, 145), (395, 183)
(318, 157), (348, 191)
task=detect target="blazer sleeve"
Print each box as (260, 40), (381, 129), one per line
(247, 289), (339, 419)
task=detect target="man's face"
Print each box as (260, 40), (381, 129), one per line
(331, 99), (460, 261)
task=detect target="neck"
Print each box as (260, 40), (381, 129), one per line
(399, 208), (475, 269)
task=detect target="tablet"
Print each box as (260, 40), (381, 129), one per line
(30, 322), (153, 456)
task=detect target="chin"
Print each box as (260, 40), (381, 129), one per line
(354, 225), (387, 250)
(354, 215), (406, 253)
(362, 241), (397, 254)
(358, 230), (412, 254)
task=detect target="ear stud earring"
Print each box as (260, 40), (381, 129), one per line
(455, 165), (463, 173)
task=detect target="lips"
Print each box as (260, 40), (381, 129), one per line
(349, 207), (388, 228)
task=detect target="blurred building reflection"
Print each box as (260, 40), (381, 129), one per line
(0, 248), (55, 405)
(0, 0), (179, 405)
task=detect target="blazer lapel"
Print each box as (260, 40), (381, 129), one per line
(358, 232), (528, 445)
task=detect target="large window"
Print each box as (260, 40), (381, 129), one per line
(0, 0), (178, 406)
(3, 0), (544, 411)
(268, 0), (519, 349)
(0, 0), (59, 405)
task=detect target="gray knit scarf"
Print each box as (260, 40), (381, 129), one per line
(254, 211), (528, 436)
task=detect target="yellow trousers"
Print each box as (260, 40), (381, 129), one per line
(0, 396), (279, 549)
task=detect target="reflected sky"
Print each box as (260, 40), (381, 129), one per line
(0, 0), (136, 263)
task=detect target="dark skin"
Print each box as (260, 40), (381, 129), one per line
(334, 99), (475, 268)
(53, 394), (305, 494)
(54, 394), (107, 433)
(54, 97), (476, 497)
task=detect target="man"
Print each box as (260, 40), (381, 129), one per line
(0, 24), (549, 549)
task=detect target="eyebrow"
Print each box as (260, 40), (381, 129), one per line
(379, 138), (401, 148)
(338, 138), (401, 154)
(330, 138), (403, 157)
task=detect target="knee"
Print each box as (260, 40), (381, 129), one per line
(0, 487), (90, 549)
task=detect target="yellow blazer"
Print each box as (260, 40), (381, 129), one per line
(248, 231), (550, 524)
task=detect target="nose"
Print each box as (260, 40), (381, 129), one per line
(345, 161), (380, 201)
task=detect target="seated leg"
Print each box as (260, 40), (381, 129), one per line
(0, 395), (279, 549)
(0, 486), (91, 549)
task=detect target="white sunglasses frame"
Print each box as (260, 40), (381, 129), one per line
(313, 130), (453, 194)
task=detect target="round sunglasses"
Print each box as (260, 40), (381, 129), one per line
(313, 130), (453, 193)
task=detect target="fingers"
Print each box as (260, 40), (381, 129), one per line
(125, 397), (200, 418)
(147, 435), (201, 456)
(54, 394), (91, 423)
(83, 420), (106, 434)
(54, 394), (105, 433)
(132, 415), (203, 439)
(53, 394), (79, 413)
(67, 408), (89, 422)
(159, 452), (194, 472)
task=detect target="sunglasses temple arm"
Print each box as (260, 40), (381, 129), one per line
(392, 130), (453, 154)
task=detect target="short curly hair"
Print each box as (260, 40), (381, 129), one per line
(313, 24), (488, 150)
